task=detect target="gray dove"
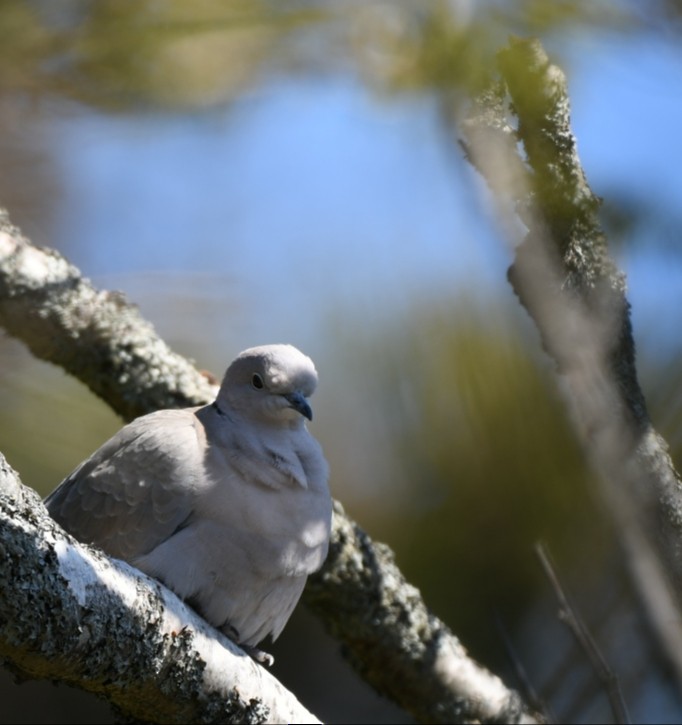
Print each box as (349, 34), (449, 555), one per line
(45, 344), (332, 665)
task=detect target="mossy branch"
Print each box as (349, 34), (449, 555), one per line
(461, 36), (682, 683)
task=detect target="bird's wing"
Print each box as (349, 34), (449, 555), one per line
(45, 408), (206, 561)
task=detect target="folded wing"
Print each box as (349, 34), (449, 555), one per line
(45, 408), (205, 562)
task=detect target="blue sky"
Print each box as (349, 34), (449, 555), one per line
(44, 23), (682, 371)
(567, 31), (682, 359)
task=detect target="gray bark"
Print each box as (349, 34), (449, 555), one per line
(460, 37), (682, 683)
(0, 213), (215, 422)
(0, 454), (318, 724)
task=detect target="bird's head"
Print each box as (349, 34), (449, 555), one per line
(217, 344), (319, 424)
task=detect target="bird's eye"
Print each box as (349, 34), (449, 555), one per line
(251, 373), (264, 390)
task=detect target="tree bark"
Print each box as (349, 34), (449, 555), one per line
(0, 454), (319, 724)
(460, 36), (682, 683)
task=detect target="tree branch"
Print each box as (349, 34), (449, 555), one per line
(535, 542), (629, 725)
(0, 453), (319, 724)
(305, 501), (532, 724)
(0, 213), (539, 723)
(0, 210), (215, 422)
(460, 36), (682, 683)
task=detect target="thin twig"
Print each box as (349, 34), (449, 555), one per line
(495, 613), (556, 724)
(535, 541), (630, 725)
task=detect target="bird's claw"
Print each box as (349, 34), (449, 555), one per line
(240, 643), (275, 667)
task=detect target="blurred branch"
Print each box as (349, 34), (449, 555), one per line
(305, 500), (533, 724)
(0, 214), (540, 723)
(0, 0), (322, 112)
(535, 542), (629, 724)
(0, 453), (319, 724)
(495, 613), (554, 723)
(460, 36), (682, 684)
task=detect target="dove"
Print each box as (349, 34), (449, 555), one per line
(45, 344), (332, 665)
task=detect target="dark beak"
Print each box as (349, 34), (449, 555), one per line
(284, 391), (313, 421)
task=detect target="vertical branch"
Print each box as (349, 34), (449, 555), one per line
(460, 36), (682, 683)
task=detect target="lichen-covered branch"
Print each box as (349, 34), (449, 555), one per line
(0, 453), (319, 725)
(0, 213), (540, 723)
(305, 501), (535, 724)
(0, 210), (215, 422)
(460, 37), (682, 681)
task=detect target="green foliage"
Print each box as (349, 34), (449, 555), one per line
(0, 338), (122, 497)
(336, 298), (614, 664)
(0, 0), (643, 113)
(0, 0), (321, 110)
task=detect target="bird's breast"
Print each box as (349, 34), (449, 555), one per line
(199, 436), (331, 578)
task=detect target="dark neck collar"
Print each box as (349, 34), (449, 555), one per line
(211, 401), (226, 417)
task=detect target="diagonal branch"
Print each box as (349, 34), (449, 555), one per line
(535, 542), (630, 725)
(0, 210), (215, 422)
(305, 501), (532, 724)
(460, 36), (682, 684)
(0, 211), (540, 724)
(0, 453), (319, 724)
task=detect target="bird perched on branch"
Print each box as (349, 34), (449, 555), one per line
(45, 344), (332, 665)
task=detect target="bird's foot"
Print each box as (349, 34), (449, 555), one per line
(240, 643), (275, 667)
(221, 623), (275, 666)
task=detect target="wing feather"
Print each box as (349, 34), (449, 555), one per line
(45, 408), (205, 561)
